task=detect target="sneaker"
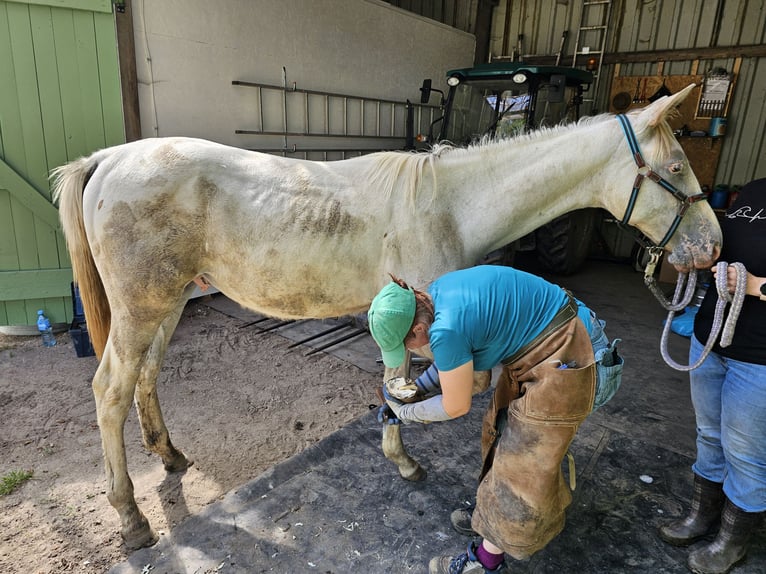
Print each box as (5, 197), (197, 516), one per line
(429, 543), (506, 574)
(450, 507), (477, 536)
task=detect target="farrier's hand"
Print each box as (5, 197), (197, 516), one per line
(376, 403), (402, 425)
(381, 384), (409, 423)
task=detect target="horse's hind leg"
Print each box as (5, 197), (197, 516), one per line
(93, 325), (162, 549)
(133, 299), (191, 473)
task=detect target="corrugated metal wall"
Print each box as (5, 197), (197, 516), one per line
(490, 0), (766, 185)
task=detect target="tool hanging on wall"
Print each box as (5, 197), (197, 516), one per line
(632, 79), (641, 103)
(555, 30), (568, 66)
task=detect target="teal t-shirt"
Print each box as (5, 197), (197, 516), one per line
(427, 265), (574, 371)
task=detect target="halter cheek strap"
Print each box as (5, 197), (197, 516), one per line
(616, 114), (707, 248)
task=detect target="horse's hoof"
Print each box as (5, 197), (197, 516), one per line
(400, 465), (427, 482)
(123, 524), (159, 550)
(163, 452), (193, 473)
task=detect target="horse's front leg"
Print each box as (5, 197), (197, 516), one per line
(93, 345), (159, 549)
(381, 354), (426, 481)
(380, 343), (491, 482)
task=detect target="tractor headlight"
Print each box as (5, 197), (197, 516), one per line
(512, 72), (527, 84)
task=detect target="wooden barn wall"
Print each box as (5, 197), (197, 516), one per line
(0, 0), (124, 328)
(490, 0), (766, 186)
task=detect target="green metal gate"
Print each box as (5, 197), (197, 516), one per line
(0, 0), (124, 329)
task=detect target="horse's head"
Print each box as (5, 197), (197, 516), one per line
(605, 84), (721, 272)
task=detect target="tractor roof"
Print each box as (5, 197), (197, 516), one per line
(446, 62), (593, 86)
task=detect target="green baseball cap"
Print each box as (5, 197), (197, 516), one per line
(368, 282), (416, 368)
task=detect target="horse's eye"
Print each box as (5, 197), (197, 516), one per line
(668, 162), (683, 174)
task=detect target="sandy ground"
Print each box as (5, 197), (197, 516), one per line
(0, 299), (382, 573)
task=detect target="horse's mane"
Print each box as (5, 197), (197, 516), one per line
(360, 110), (675, 204)
(361, 147), (440, 206)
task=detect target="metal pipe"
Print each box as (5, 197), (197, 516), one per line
(304, 328), (367, 356)
(286, 321), (352, 348)
(252, 319), (298, 334)
(238, 316), (273, 329)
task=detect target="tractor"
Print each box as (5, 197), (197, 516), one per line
(418, 62), (599, 275)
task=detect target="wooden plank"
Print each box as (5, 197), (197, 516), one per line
(114, 0), (138, 141)
(9, 195), (37, 269)
(0, 268), (73, 299)
(6, 0), (111, 13)
(0, 189), (19, 269)
(52, 7), (88, 158)
(30, 4), (69, 173)
(94, 13), (123, 146)
(4, 300), (29, 326)
(96, 9), (126, 145)
(7, 1), (49, 195)
(0, 4), (26, 173)
(524, 44), (766, 67)
(0, 159), (60, 229)
(678, 136), (724, 191)
(74, 9), (107, 151)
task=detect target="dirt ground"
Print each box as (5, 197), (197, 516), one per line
(0, 299), (383, 574)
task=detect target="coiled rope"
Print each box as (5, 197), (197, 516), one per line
(659, 261), (748, 371)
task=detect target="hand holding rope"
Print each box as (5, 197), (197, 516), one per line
(659, 261), (748, 371)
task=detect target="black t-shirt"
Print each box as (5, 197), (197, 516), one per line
(694, 177), (766, 365)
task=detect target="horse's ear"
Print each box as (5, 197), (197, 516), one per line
(638, 83), (696, 128)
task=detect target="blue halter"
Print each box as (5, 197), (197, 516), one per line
(616, 114), (707, 248)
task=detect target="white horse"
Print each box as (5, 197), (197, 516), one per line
(53, 84), (720, 549)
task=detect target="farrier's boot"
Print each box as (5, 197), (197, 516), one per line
(659, 474), (724, 546)
(687, 498), (763, 574)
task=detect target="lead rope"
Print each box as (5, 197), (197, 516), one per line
(659, 261), (748, 371)
(643, 247), (698, 311)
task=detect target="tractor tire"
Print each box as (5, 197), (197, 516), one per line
(479, 241), (518, 267)
(534, 208), (599, 275)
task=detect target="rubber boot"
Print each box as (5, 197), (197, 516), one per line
(659, 474), (724, 546)
(687, 498), (763, 574)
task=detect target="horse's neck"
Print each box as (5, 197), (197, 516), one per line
(434, 127), (617, 259)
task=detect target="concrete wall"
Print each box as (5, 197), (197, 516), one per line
(132, 0), (475, 150)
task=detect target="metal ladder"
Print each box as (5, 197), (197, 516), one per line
(571, 0), (614, 114)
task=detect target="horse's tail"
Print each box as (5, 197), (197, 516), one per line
(51, 154), (110, 360)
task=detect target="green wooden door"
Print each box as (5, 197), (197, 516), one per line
(0, 0), (124, 328)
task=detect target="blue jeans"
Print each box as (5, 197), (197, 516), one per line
(579, 304), (623, 410)
(690, 335), (766, 511)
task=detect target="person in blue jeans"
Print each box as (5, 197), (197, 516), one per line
(659, 178), (766, 574)
(368, 265), (623, 574)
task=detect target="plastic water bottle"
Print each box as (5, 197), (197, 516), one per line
(36, 310), (56, 347)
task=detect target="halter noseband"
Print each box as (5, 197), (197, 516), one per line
(615, 114), (707, 250)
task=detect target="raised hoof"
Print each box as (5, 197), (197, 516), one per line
(400, 464), (427, 482)
(123, 523), (159, 550)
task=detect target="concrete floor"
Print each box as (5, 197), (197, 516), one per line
(110, 257), (765, 574)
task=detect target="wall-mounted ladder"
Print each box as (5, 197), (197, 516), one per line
(232, 68), (440, 160)
(571, 0), (614, 114)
